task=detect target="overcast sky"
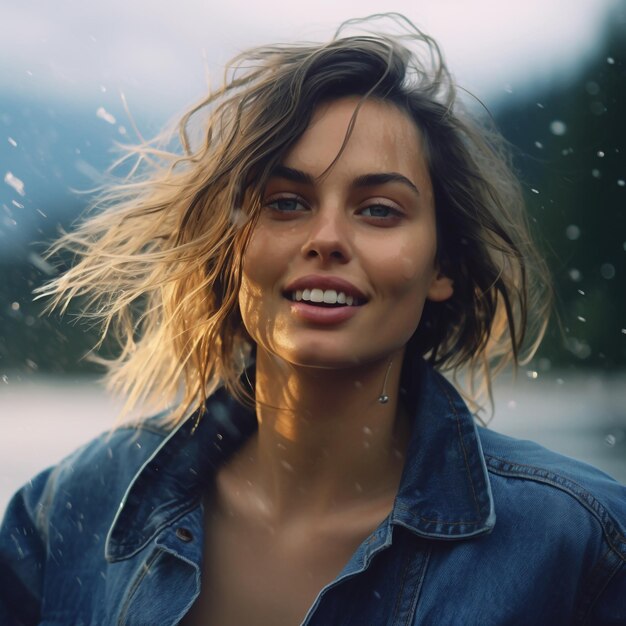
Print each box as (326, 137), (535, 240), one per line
(2, 0), (620, 115)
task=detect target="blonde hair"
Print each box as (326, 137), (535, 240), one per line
(39, 14), (551, 425)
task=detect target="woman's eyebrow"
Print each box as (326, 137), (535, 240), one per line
(353, 172), (420, 196)
(269, 165), (420, 196)
(269, 164), (314, 185)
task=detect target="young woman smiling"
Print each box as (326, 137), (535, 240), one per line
(1, 14), (625, 626)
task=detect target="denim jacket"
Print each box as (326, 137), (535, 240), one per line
(1, 361), (625, 625)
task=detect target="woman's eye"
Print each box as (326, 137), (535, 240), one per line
(265, 197), (306, 213)
(360, 204), (401, 219)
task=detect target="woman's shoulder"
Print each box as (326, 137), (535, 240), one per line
(54, 418), (170, 484)
(477, 426), (626, 554)
(4, 418), (172, 529)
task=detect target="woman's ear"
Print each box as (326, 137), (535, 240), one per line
(426, 269), (454, 302)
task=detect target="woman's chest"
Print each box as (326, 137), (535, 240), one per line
(180, 508), (373, 626)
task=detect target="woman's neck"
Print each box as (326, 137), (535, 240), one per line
(219, 347), (411, 525)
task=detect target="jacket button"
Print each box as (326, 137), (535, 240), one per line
(175, 527), (194, 542)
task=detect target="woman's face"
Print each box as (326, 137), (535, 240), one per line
(239, 96), (453, 369)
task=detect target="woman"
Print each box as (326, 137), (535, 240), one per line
(1, 15), (624, 626)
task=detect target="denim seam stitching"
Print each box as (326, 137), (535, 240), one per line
(433, 376), (483, 518)
(394, 501), (483, 527)
(485, 455), (626, 561)
(117, 548), (163, 625)
(400, 543), (430, 626)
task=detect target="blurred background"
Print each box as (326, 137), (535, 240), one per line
(1, 0), (625, 513)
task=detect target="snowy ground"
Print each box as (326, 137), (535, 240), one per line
(1, 371), (625, 516)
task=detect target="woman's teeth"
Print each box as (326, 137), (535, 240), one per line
(292, 288), (355, 306)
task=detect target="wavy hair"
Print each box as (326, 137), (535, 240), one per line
(38, 14), (552, 424)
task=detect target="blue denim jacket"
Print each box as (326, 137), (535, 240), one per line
(1, 361), (625, 625)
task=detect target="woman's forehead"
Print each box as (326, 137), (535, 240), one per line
(280, 97), (430, 190)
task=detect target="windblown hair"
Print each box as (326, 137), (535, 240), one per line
(39, 14), (551, 424)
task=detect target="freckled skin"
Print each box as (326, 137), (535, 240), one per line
(239, 97), (453, 370)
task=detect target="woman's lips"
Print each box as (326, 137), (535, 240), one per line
(288, 300), (362, 325)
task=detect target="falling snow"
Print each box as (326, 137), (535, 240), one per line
(96, 107), (116, 125)
(549, 120), (567, 136)
(566, 225), (580, 240)
(4, 172), (25, 196)
(600, 263), (615, 280)
(568, 268), (582, 282)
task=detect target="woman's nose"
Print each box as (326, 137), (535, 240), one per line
(300, 209), (351, 264)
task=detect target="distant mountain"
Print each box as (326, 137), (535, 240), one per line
(0, 94), (162, 259)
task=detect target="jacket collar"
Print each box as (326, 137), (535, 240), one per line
(105, 360), (494, 561)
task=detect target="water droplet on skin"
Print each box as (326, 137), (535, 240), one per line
(280, 460), (294, 472)
(550, 120), (567, 136)
(8, 137), (17, 147)
(566, 225), (580, 240)
(355, 482), (363, 493)
(362, 426), (372, 436)
(11, 302), (19, 311)
(597, 150), (605, 158)
(577, 289), (585, 295)
(577, 316), (586, 322)
(527, 371), (538, 379)
(600, 263), (615, 279)
(531, 188), (539, 194)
